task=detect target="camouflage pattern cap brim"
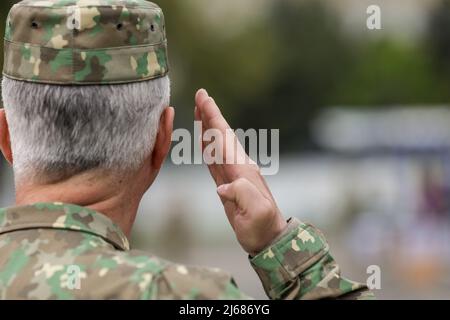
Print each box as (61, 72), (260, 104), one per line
(3, 0), (169, 85)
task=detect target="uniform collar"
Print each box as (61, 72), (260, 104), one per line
(0, 202), (130, 251)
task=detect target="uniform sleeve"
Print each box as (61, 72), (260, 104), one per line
(250, 217), (375, 300)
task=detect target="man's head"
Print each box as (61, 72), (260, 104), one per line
(0, 0), (174, 208)
(1, 76), (171, 183)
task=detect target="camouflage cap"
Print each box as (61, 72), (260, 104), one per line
(2, 0), (169, 85)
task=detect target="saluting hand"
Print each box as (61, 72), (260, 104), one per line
(194, 89), (287, 256)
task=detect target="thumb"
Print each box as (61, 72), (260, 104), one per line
(216, 183), (235, 203)
(217, 178), (262, 209)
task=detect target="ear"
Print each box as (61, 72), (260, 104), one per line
(151, 107), (174, 170)
(0, 109), (13, 165)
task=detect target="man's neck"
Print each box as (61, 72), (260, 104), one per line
(14, 170), (142, 237)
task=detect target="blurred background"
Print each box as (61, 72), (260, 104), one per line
(2, 0), (450, 299)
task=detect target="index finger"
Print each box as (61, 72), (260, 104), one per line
(195, 89), (231, 133)
(195, 89), (259, 178)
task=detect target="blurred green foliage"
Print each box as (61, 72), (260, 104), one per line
(2, 0), (450, 151)
(332, 39), (449, 106)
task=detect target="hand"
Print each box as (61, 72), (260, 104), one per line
(195, 89), (287, 256)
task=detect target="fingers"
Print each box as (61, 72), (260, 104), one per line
(195, 89), (230, 132)
(195, 88), (245, 162)
(195, 88), (209, 110)
(194, 89), (263, 186)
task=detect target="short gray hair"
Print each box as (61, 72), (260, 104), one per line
(1, 76), (170, 182)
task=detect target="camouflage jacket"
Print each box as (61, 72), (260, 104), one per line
(0, 203), (373, 300)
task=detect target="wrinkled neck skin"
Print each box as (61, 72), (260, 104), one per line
(14, 167), (153, 238)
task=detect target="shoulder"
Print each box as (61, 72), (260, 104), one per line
(74, 248), (168, 299)
(87, 248), (248, 300)
(150, 263), (248, 300)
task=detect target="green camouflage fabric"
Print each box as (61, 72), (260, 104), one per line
(0, 203), (374, 300)
(3, 0), (169, 85)
(251, 218), (374, 300)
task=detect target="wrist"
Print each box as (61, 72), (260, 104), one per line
(249, 216), (289, 257)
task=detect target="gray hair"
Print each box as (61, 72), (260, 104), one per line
(1, 76), (170, 182)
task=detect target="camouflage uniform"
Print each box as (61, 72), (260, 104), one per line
(3, 0), (169, 84)
(1, 0), (374, 300)
(0, 203), (373, 299)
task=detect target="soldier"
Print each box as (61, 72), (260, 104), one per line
(0, 0), (373, 300)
